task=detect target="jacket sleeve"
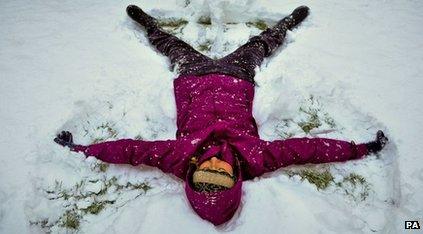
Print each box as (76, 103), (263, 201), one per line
(261, 138), (369, 172)
(72, 139), (176, 170)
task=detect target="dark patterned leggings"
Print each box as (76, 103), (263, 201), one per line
(146, 22), (288, 83)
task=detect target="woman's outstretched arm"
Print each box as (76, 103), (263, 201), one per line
(261, 131), (388, 172)
(230, 130), (388, 177)
(54, 131), (176, 171)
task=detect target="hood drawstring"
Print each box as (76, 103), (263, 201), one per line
(190, 156), (198, 166)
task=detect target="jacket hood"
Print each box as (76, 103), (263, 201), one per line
(185, 148), (242, 226)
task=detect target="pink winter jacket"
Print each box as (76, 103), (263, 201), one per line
(73, 74), (369, 225)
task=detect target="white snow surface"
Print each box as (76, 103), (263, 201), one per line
(1, 0), (422, 233)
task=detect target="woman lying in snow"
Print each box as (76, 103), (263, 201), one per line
(54, 5), (388, 225)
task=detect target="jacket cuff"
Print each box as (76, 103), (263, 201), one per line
(350, 141), (369, 159)
(71, 145), (88, 153)
(355, 143), (369, 159)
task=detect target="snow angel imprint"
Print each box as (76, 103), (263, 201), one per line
(54, 5), (389, 225)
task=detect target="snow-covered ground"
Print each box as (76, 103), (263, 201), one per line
(0, 0), (422, 233)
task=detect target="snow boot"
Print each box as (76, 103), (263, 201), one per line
(126, 5), (157, 30)
(274, 6), (310, 31)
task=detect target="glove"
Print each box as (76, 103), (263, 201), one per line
(366, 130), (388, 153)
(54, 131), (76, 149)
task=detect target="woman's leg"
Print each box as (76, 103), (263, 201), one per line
(218, 6), (310, 80)
(146, 28), (212, 71)
(126, 5), (211, 71)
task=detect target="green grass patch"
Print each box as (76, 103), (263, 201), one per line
(274, 96), (338, 137)
(287, 169), (371, 201)
(91, 162), (109, 173)
(336, 173), (371, 201)
(92, 122), (118, 144)
(275, 119), (295, 139)
(134, 134), (144, 140)
(60, 210), (81, 230)
(198, 40), (213, 52)
(157, 18), (189, 35)
(323, 113), (336, 128)
(197, 16), (212, 25)
(298, 106), (322, 133)
(297, 95), (337, 133)
(126, 181), (152, 192)
(287, 169), (334, 190)
(29, 219), (54, 231)
(81, 200), (115, 215)
(103, 177), (152, 193)
(157, 18), (189, 28)
(246, 20), (268, 30)
(275, 95), (337, 139)
(342, 173), (366, 186)
(38, 177), (152, 231)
